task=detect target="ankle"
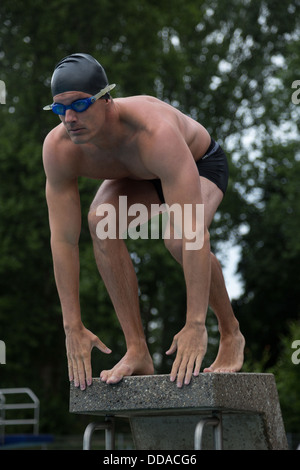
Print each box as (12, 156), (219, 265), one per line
(126, 338), (150, 354)
(219, 319), (241, 338)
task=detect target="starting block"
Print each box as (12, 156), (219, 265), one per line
(69, 373), (288, 450)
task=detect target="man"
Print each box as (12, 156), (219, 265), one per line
(43, 53), (245, 390)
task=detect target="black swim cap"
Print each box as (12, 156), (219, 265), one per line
(51, 53), (112, 97)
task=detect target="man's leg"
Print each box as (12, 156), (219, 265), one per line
(164, 176), (244, 373)
(204, 253), (245, 372)
(88, 178), (162, 384)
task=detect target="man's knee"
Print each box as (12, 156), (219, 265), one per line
(210, 252), (221, 268)
(88, 202), (120, 244)
(88, 208), (98, 238)
(164, 237), (182, 264)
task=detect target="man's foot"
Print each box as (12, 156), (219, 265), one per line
(203, 330), (245, 373)
(100, 347), (154, 384)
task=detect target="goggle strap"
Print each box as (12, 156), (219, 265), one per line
(43, 103), (53, 110)
(92, 83), (116, 101)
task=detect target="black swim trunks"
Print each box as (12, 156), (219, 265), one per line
(151, 138), (229, 204)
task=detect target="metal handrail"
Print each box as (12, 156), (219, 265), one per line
(0, 388), (40, 444)
(0, 392), (5, 444)
(194, 412), (223, 450)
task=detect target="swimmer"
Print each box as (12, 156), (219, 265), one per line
(42, 53), (245, 390)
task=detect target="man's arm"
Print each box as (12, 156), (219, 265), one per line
(143, 126), (210, 387)
(43, 135), (110, 390)
(45, 175), (81, 327)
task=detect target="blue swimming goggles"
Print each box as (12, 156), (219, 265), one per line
(43, 84), (116, 115)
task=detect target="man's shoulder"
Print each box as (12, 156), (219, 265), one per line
(43, 123), (70, 151)
(42, 124), (80, 181)
(116, 94), (159, 104)
(117, 95), (179, 135)
(116, 95), (165, 118)
(43, 123), (83, 159)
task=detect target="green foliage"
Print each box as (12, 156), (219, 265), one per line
(0, 0), (299, 436)
(233, 140), (300, 367)
(271, 321), (300, 433)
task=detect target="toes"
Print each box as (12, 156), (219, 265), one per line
(106, 374), (123, 384)
(100, 364), (129, 385)
(203, 365), (238, 373)
(100, 370), (109, 382)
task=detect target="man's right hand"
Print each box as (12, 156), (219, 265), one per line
(65, 324), (111, 390)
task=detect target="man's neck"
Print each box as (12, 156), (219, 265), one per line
(91, 100), (134, 151)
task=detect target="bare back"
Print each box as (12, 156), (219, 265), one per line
(43, 95), (211, 185)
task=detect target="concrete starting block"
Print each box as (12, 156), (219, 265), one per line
(69, 373), (288, 450)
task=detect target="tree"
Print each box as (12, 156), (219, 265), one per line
(233, 140), (300, 367)
(0, 0), (299, 435)
(271, 322), (300, 435)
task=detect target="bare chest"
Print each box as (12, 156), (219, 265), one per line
(77, 143), (155, 181)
